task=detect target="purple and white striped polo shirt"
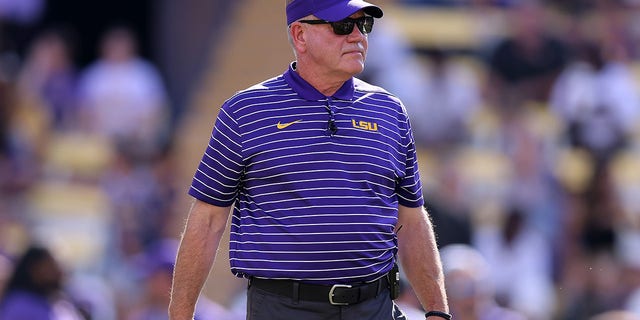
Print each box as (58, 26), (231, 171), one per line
(189, 63), (424, 284)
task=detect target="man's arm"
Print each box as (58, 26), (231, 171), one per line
(396, 204), (449, 315)
(169, 199), (232, 320)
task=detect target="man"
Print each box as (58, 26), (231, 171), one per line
(169, 1), (450, 319)
(0, 246), (85, 320)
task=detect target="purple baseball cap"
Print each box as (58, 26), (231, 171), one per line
(286, 0), (383, 25)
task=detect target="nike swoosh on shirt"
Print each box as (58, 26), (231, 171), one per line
(276, 119), (302, 130)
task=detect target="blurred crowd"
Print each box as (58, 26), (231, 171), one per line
(363, 0), (640, 319)
(1, 0), (640, 319)
(0, 0), (216, 318)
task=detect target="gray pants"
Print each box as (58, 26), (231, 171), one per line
(246, 283), (407, 320)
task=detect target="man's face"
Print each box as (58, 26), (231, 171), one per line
(301, 11), (369, 80)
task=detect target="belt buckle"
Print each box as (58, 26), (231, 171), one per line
(329, 284), (353, 305)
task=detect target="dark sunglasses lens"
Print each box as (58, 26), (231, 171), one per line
(332, 21), (355, 35)
(331, 17), (374, 35)
(361, 17), (373, 33)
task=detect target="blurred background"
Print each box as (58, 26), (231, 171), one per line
(1, 0), (640, 319)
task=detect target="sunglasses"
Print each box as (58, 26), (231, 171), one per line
(299, 16), (375, 36)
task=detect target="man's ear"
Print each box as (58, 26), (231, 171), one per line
(289, 23), (307, 54)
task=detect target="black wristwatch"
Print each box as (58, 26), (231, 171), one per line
(425, 310), (452, 320)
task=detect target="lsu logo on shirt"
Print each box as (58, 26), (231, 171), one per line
(352, 119), (378, 132)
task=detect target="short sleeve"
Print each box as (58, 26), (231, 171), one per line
(395, 117), (424, 208)
(188, 105), (244, 207)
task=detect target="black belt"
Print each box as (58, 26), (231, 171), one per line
(249, 276), (389, 306)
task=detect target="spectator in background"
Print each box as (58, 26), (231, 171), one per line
(503, 114), (563, 240)
(126, 244), (176, 320)
(556, 166), (629, 319)
(408, 48), (481, 149)
(440, 244), (525, 320)
(126, 239), (242, 320)
(0, 245), (84, 320)
(360, 16), (433, 135)
(17, 28), (79, 131)
(425, 157), (473, 248)
(77, 25), (169, 158)
(549, 39), (640, 167)
(101, 145), (179, 319)
(473, 207), (555, 320)
(485, 0), (567, 116)
(561, 249), (638, 318)
(361, 17), (481, 150)
(102, 144), (175, 257)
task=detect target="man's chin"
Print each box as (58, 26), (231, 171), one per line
(345, 63), (365, 76)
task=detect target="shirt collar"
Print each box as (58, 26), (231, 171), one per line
(283, 62), (354, 101)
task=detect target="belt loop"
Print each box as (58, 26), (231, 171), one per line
(292, 282), (300, 304)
